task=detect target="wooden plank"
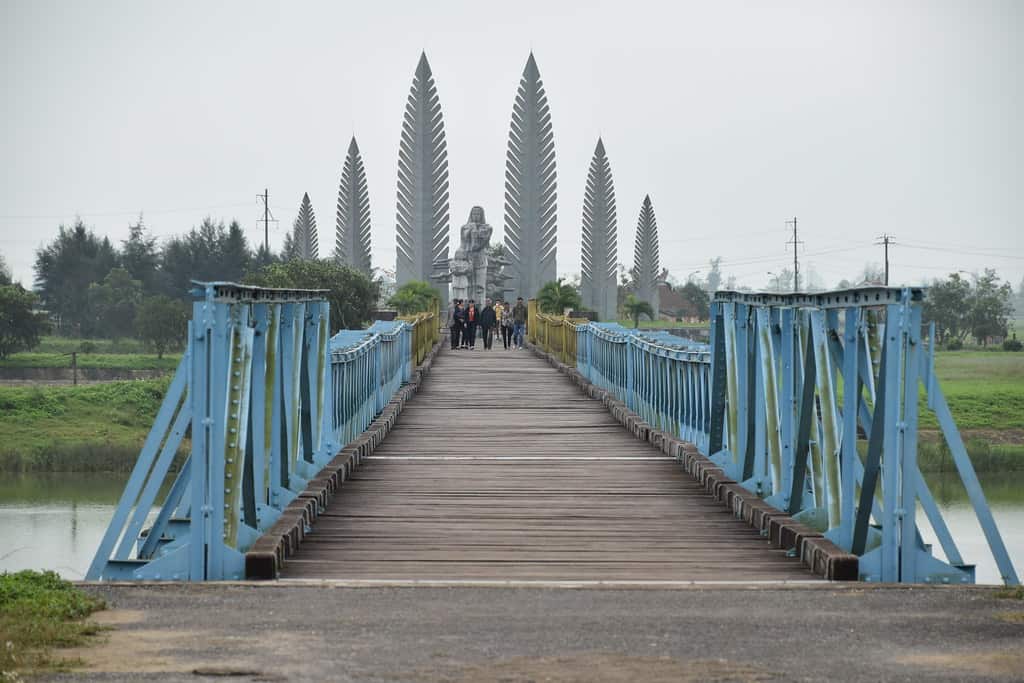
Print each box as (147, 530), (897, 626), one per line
(281, 346), (819, 581)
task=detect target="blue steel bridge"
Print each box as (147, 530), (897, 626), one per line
(87, 282), (1018, 585)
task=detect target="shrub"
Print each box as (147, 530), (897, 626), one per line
(1003, 335), (1022, 352)
(945, 338), (964, 351)
(0, 570), (105, 671)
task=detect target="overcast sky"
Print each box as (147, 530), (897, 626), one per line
(2, 0), (1022, 291)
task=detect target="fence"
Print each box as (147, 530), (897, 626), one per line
(529, 309), (589, 367)
(572, 323), (713, 454)
(399, 300), (440, 366)
(87, 282), (436, 581)
(539, 288), (1018, 586)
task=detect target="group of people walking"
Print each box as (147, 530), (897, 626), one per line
(449, 297), (527, 351)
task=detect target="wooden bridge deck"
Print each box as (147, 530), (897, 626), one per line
(281, 345), (817, 582)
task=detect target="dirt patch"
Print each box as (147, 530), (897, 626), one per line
(995, 611), (1024, 624)
(87, 609), (146, 626)
(898, 651), (1024, 678)
(0, 367), (168, 383)
(59, 618), (291, 677)
(397, 652), (775, 683)
(919, 428), (1024, 446)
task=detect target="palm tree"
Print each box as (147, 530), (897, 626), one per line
(623, 294), (654, 328)
(537, 278), (582, 315)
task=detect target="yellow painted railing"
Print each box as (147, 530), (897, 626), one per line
(398, 300), (440, 366)
(528, 300), (588, 367)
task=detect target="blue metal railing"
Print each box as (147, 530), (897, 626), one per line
(577, 323), (711, 453)
(87, 282), (418, 581)
(575, 288), (1019, 586)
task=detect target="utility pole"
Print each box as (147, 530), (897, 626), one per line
(65, 351), (78, 385)
(257, 189), (277, 253)
(875, 233), (895, 285)
(785, 216), (802, 292)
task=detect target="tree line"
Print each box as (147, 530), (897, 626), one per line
(0, 216), (379, 359)
(2, 218), (1020, 358)
(923, 269), (1019, 348)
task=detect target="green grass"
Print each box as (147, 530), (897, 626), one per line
(33, 336), (150, 354)
(921, 351), (1024, 431)
(0, 378), (179, 471)
(918, 439), (1024, 472)
(0, 352), (180, 371)
(995, 585), (1024, 600)
(0, 336), (182, 371)
(0, 570), (105, 674)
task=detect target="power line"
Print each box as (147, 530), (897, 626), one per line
(256, 189), (278, 253)
(0, 202), (253, 221)
(785, 216), (802, 292)
(875, 233), (895, 285)
(900, 242), (1024, 262)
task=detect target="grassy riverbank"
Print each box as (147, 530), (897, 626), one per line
(0, 336), (181, 372)
(0, 378), (175, 471)
(915, 351), (1024, 471)
(0, 570), (105, 674)
(0, 352), (180, 371)
(919, 351), (1024, 431)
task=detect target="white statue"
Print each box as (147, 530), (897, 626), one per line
(432, 206), (493, 302)
(450, 249), (472, 301)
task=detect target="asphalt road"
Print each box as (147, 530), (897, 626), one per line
(46, 582), (1024, 682)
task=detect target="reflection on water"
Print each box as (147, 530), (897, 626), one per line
(920, 471), (1024, 585)
(0, 473), (136, 579)
(0, 470), (1022, 584)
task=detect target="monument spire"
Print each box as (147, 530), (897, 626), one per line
(580, 138), (617, 321)
(504, 51), (557, 300)
(633, 194), (660, 317)
(396, 52), (450, 303)
(335, 136), (372, 275)
(291, 192), (318, 260)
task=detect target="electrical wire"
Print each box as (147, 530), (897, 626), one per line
(0, 202), (256, 221)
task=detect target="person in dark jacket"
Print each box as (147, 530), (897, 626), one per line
(479, 299), (497, 350)
(464, 300), (478, 349)
(512, 297), (527, 349)
(451, 300), (466, 350)
(500, 299), (514, 349)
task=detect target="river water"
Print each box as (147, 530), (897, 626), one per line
(1, 471), (1022, 584)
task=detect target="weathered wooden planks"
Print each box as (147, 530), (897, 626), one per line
(281, 346), (818, 581)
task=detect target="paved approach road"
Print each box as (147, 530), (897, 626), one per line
(49, 583), (1024, 682)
